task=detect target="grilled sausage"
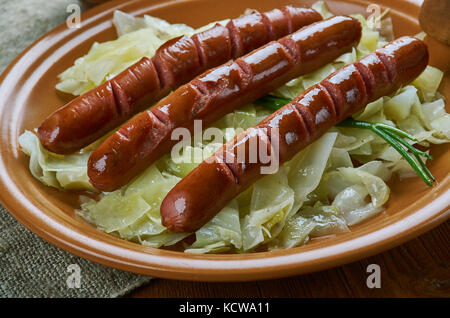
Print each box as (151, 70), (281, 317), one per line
(37, 6), (321, 154)
(88, 16), (362, 191)
(160, 36), (429, 232)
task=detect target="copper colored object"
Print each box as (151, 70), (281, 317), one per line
(419, 0), (450, 45)
(0, 0), (448, 281)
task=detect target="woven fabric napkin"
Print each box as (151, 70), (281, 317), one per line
(0, 0), (152, 298)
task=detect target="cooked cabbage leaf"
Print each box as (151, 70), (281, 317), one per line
(57, 11), (194, 95)
(185, 200), (242, 254)
(19, 131), (94, 190)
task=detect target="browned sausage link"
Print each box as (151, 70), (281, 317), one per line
(375, 36), (430, 92)
(161, 36), (429, 232)
(37, 6), (321, 155)
(38, 58), (160, 154)
(87, 16), (362, 192)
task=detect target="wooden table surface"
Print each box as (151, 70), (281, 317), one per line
(127, 220), (449, 298)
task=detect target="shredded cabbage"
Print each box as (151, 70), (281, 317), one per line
(241, 167), (295, 251)
(19, 131), (94, 190)
(185, 200), (242, 254)
(56, 11), (194, 96)
(19, 2), (449, 253)
(413, 65), (444, 102)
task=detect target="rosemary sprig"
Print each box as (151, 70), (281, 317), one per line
(256, 95), (291, 110)
(254, 95), (435, 186)
(253, 95), (291, 111)
(339, 118), (434, 186)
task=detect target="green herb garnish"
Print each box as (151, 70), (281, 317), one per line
(254, 95), (290, 111)
(254, 95), (435, 186)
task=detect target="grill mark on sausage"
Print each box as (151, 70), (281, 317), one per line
(100, 81), (121, 120)
(149, 107), (171, 127)
(291, 99), (314, 138)
(190, 33), (207, 71)
(234, 58), (254, 84)
(191, 61), (252, 117)
(323, 85), (344, 118)
(260, 12), (275, 41)
(280, 6), (294, 34)
(355, 53), (390, 101)
(236, 42), (294, 90)
(226, 19), (244, 59)
(224, 59), (253, 90)
(110, 57), (162, 117)
(318, 80), (345, 119)
(216, 153), (240, 185)
(317, 83), (337, 119)
(374, 51), (396, 83)
(159, 82), (207, 122)
(321, 64), (367, 120)
(145, 108), (167, 131)
(115, 130), (131, 142)
(276, 41), (296, 66)
(191, 33), (207, 71)
(191, 33), (207, 70)
(188, 83), (208, 120)
(151, 36), (201, 90)
(354, 61), (377, 100)
(151, 55), (170, 92)
(286, 104), (310, 139)
(109, 80), (125, 118)
(247, 11), (269, 47)
(188, 81), (211, 119)
(218, 127), (272, 186)
(291, 83), (338, 139)
(278, 37), (301, 64)
(139, 57), (161, 91)
(259, 103), (310, 162)
(226, 10), (273, 60)
(261, 8), (290, 41)
(350, 65), (369, 111)
(190, 24), (232, 72)
(214, 156), (239, 185)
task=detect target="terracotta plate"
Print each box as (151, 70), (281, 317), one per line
(0, 0), (448, 281)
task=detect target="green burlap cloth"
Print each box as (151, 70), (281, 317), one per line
(0, 0), (152, 298)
